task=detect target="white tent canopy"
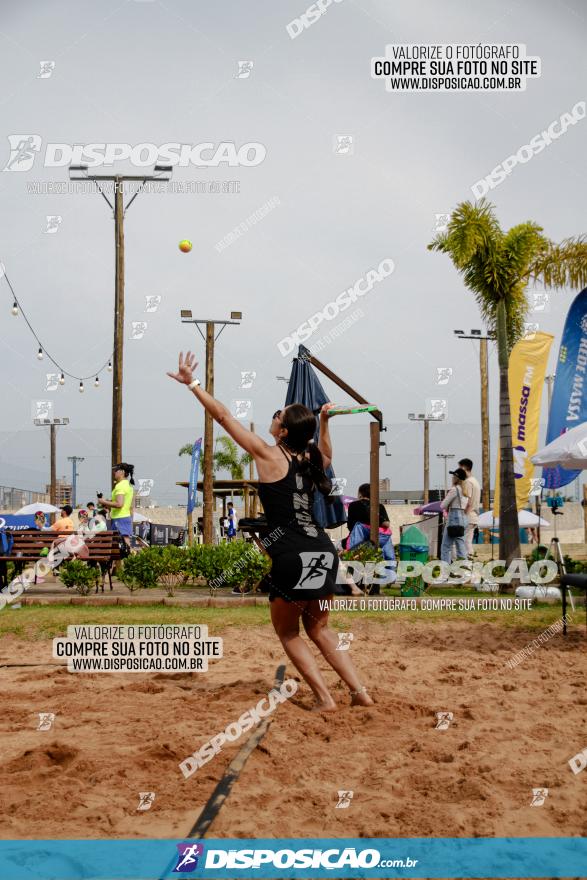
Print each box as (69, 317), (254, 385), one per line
(477, 510), (549, 529)
(133, 512), (150, 523)
(16, 502), (60, 514)
(531, 422), (587, 470)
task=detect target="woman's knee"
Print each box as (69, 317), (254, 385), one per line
(303, 618), (328, 642)
(272, 616), (300, 642)
(276, 629), (301, 647)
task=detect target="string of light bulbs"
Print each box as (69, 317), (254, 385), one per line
(2, 267), (114, 393)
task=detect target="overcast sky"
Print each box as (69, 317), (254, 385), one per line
(0, 0), (585, 506)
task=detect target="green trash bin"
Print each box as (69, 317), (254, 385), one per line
(399, 525), (429, 596)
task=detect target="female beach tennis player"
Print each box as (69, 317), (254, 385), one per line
(168, 351), (372, 710)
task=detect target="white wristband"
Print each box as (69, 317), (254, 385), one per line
(188, 378), (201, 389)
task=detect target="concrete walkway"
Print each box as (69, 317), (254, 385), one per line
(14, 575), (269, 606)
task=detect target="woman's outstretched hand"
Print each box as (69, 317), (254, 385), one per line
(167, 351), (198, 385)
(320, 403), (336, 419)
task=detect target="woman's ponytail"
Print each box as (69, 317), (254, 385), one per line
(280, 404), (333, 501)
(298, 440), (333, 501)
(117, 462), (135, 486)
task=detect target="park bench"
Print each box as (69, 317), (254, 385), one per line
(0, 529), (124, 593)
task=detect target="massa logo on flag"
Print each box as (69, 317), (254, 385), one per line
(494, 331), (553, 514)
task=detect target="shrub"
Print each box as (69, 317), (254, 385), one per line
(563, 555), (586, 574)
(341, 542), (384, 595)
(184, 540), (271, 593)
(119, 551), (158, 592)
(182, 542), (204, 583)
(341, 543), (383, 564)
(150, 545), (188, 597)
(228, 544), (271, 593)
(198, 541), (240, 587)
(528, 545), (549, 565)
(59, 559), (100, 595)
(116, 541), (272, 596)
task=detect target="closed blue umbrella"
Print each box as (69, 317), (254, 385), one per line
(283, 345), (347, 528)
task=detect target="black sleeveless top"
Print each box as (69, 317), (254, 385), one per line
(256, 445), (338, 600)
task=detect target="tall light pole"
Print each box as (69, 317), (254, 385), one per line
(436, 453), (455, 493)
(543, 374), (556, 501)
(67, 456), (85, 508)
(34, 417), (69, 506)
(69, 163), (172, 472)
(180, 310), (243, 544)
(454, 329), (493, 511)
(408, 412), (445, 503)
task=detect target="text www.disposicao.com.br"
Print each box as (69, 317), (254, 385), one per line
(70, 657), (201, 671)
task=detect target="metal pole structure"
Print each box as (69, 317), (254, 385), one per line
(249, 422), (256, 518)
(34, 418), (69, 510)
(369, 422), (380, 543)
(203, 322), (215, 544)
(543, 374), (556, 506)
(298, 345), (384, 548)
(112, 178), (124, 472)
(545, 374), (555, 414)
(69, 163), (172, 478)
(50, 424), (56, 506)
(67, 456), (85, 508)
(179, 311), (243, 545)
(480, 337), (490, 511)
(71, 455), (76, 509)
(454, 330), (494, 511)
(423, 419), (430, 504)
(409, 413), (445, 504)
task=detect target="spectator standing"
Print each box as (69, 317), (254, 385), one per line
(440, 469), (468, 564)
(98, 463), (135, 548)
(459, 458), (481, 556)
(227, 502), (237, 540)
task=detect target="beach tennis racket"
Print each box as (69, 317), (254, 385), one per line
(326, 405), (378, 417)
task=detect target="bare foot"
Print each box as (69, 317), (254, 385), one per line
(350, 688), (374, 707)
(349, 585), (364, 596)
(311, 698), (338, 713)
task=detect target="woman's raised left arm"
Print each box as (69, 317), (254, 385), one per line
(318, 403), (335, 468)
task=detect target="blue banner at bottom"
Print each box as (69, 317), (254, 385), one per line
(0, 838), (585, 879)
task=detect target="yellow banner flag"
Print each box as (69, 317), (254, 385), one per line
(494, 331), (554, 515)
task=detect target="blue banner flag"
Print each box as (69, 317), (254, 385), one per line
(0, 514), (38, 530)
(542, 288), (587, 489)
(187, 437), (202, 515)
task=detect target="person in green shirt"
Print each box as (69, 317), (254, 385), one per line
(98, 462), (135, 546)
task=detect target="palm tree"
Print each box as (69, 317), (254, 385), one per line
(179, 435), (252, 494)
(178, 442), (208, 477)
(212, 435), (252, 479)
(429, 200), (587, 565)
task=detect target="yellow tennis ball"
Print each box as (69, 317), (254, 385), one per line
(179, 239), (192, 253)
